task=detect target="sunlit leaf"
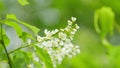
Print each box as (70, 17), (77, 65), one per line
(0, 27), (6, 35)
(4, 20), (23, 37)
(19, 21), (40, 35)
(6, 14), (40, 35)
(17, 0), (29, 6)
(6, 14), (17, 20)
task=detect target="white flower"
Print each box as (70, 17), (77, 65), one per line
(37, 35), (44, 42)
(60, 29), (64, 31)
(75, 24), (80, 29)
(68, 20), (72, 25)
(58, 32), (67, 40)
(35, 17), (80, 68)
(71, 17), (76, 22)
(76, 49), (80, 53)
(73, 29), (77, 32)
(44, 29), (52, 37)
(32, 53), (39, 62)
(51, 29), (59, 35)
(27, 39), (31, 45)
(70, 32), (75, 35)
(44, 29), (49, 35)
(27, 64), (34, 68)
(55, 29), (59, 33)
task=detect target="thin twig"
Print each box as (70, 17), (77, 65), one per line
(9, 42), (39, 54)
(9, 45), (30, 54)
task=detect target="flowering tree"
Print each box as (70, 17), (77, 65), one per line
(0, 1), (80, 68)
(0, 12), (80, 68)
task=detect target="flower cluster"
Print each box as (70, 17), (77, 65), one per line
(36, 17), (80, 67)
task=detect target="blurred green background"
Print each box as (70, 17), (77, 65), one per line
(1, 0), (120, 68)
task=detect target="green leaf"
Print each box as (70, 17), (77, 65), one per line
(94, 6), (115, 38)
(17, 0), (29, 6)
(19, 21), (40, 35)
(6, 14), (40, 35)
(6, 14), (17, 20)
(22, 51), (32, 64)
(12, 51), (29, 68)
(0, 28), (6, 35)
(0, 45), (7, 61)
(35, 46), (53, 68)
(3, 35), (10, 46)
(94, 10), (101, 34)
(4, 20), (23, 37)
(20, 32), (35, 42)
(0, 43), (3, 60)
(33, 61), (42, 68)
(0, 34), (10, 46)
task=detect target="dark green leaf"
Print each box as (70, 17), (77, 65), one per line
(0, 43), (3, 60)
(0, 44), (7, 61)
(0, 34), (10, 46)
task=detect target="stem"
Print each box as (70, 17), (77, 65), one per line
(9, 45), (30, 54)
(9, 36), (51, 54)
(0, 24), (12, 68)
(9, 42), (39, 54)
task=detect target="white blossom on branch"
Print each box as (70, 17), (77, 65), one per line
(36, 17), (80, 67)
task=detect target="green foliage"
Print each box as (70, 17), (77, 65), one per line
(0, 14), (42, 68)
(94, 6), (120, 68)
(12, 51), (31, 68)
(0, 44), (3, 60)
(2, 35), (10, 46)
(6, 14), (40, 35)
(4, 20), (23, 37)
(35, 46), (53, 68)
(17, 0), (29, 6)
(20, 32), (35, 42)
(33, 61), (42, 68)
(1, 0), (120, 68)
(94, 6), (115, 38)
(1, 13), (80, 68)
(19, 21), (40, 35)
(0, 34), (10, 46)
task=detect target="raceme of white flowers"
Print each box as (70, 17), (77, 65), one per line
(34, 17), (80, 67)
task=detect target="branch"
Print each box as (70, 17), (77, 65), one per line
(0, 23), (12, 68)
(9, 45), (30, 54)
(9, 42), (39, 54)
